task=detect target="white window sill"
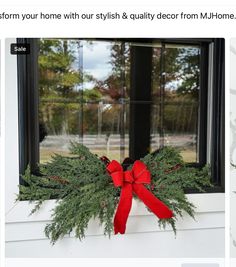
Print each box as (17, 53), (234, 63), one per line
(6, 193), (225, 223)
(5, 193), (225, 242)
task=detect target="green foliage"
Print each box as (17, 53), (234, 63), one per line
(142, 147), (211, 230)
(18, 143), (211, 244)
(39, 39), (83, 97)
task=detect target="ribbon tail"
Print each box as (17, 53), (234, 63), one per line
(114, 183), (133, 234)
(133, 184), (173, 219)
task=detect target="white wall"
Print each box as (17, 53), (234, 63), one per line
(5, 38), (225, 258)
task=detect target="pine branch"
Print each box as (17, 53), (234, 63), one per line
(18, 143), (211, 243)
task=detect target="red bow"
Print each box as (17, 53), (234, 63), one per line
(107, 160), (173, 234)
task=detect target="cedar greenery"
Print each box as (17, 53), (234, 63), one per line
(18, 143), (211, 244)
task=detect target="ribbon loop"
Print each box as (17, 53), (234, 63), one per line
(106, 159), (173, 234)
(107, 160), (123, 187)
(107, 160), (123, 173)
(132, 160), (151, 184)
(111, 172), (123, 187)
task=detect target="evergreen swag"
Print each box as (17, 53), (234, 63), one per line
(18, 143), (211, 244)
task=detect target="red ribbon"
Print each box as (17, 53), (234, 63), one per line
(107, 160), (173, 234)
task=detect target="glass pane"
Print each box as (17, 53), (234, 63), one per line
(39, 39), (200, 164)
(40, 100), (81, 163)
(82, 102), (129, 162)
(39, 39), (130, 163)
(150, 44), (200, 163)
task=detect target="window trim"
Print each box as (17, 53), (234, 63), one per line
(17, 38), (225, 193)
(18, 38), (39, 183)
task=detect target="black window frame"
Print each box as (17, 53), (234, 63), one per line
(17, 38), (225, 193)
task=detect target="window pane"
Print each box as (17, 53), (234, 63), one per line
(39, 39), (129, 163)
(151, 44), (200, 163)
(38, 39), (200, 164)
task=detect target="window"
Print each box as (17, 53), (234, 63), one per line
(17, 38), (225, 192)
